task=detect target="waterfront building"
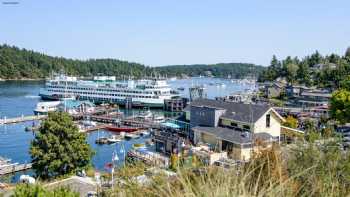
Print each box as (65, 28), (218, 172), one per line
(153, 120), (191, 155)
(164, 98), (188, 112)
(187, 99), (285, 161)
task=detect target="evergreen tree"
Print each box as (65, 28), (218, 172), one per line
(30, 112), (94, 179)
(297, 61), (311, 85)
(345, 47), (350, 58)
(285, 63), (298, 85)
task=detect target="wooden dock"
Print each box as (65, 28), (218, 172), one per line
(0, 115), (47, 125)
(79, 124), (109, 133)
(0, 163), (32, 175)
(127, 150), (169, 167)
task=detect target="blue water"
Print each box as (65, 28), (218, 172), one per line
(0, 78), (251, 182)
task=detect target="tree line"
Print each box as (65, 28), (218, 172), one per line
(258, 47), (350, 89)
(0, 44), (263, 79)
(155, 63), (264, 79)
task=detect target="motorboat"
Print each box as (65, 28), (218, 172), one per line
(135, 109), (153, 120)
(33, 101), (61, 115)
(82, 120), (97, 127)
(95, 137), (108, 144)
(125, 133), (139, 140)
(107, 135), (123, 144)
(153, 115), (165, 123)
(140, 130), (151, 137)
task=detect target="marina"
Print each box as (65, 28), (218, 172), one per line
(0, 78), (254, 183)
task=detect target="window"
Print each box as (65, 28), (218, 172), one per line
(266, 114), (270, 128)
(230, 122), (238, 127)
(243, 125), (250, 130)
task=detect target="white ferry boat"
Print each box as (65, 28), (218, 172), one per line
(39, 74), (179, 108)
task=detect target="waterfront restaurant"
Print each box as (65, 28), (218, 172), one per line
(188, 99), (285, 161)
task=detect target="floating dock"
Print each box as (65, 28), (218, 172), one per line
(0, 115), (47, 125)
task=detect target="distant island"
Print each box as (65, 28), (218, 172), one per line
(0, 44), (264, 80)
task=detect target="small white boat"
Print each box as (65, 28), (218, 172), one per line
(135, 109), (153, 120)
(107, 135), (122, 143)
(125, 133), (139, 140)
(34, 101), (61, 115)
(153, 115), (165, 123)
(140, 130), (150, 137)
(169, 77), (177, 81)
(82, 120), (97, 127)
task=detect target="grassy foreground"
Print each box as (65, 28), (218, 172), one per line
(9, 141), (350, 197)
(102, 142), (350, 197)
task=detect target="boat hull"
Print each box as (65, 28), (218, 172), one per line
(39, 93), (165, 108)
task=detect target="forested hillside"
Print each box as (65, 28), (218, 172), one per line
(258, 48), (350, 89)
(155, 63), (264, 78)
(0, 44), (151, 79)
(0, 44), (264, 79)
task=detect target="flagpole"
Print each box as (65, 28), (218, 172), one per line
(111, 151), (114, 189)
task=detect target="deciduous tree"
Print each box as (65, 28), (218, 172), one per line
(330, 90), (350, 124)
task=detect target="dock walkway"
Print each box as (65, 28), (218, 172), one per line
(79, 124), (109, 133)
(128, 150), (169, 167)
(0, 163), (32, 175)
(0, 115), (47, 125)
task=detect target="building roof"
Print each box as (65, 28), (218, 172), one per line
(301, 91), (332, 98)
(190, 99), (271, 123)
(192, 126), (274, 145)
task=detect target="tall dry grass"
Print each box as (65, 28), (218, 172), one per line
(103, 142), (350, 197)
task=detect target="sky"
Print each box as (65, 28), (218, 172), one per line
(0, 0), (349, 67)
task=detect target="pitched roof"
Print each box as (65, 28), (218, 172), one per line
(192, 126), (274, 145)
(190, 99), (271, 123)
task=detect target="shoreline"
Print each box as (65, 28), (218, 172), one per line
(0, 78), (44, 82)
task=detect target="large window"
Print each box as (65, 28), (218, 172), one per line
(243, 125), (250, 131)
(230, 122), (238, 127)
(266, 114), (271, 128)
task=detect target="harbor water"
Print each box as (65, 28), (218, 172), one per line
(0, 78), (253, 182)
